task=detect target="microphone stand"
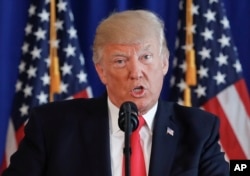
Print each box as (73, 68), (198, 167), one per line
(124, 106), (132, 176)
(119, 101), (138, 176)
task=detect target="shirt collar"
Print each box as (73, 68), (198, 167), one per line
(108, 97), (158, 134)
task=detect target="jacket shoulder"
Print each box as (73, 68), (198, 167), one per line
(28, 96), (107, 126)
(159, 101), (219, 131)
(33, 96), (105, 113)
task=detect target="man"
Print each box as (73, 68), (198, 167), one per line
(3, 10), (229, 176)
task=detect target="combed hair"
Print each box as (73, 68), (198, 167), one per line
(92, 10), (169, 63)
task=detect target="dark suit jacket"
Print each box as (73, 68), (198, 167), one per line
(2, 95), (229, 176)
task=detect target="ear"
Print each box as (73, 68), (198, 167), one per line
(95, 63), (107, 85)
(162, 54), (169, 75)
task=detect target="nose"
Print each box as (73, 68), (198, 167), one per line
(128, 58), (143, 80)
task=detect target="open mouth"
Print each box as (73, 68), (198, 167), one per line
(131, 86), (145, 97)
(133, 86), (144, 92)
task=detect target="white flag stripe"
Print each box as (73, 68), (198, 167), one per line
(5, 119), (18, 166)
(86, 87), (93, 98)
(218, 141), (229, 163)
(217, 84), (250, 158)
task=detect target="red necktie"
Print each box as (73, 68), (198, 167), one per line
(130, 115), (146, 176)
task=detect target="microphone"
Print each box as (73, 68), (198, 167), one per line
(118, 101), (139, 132)
(118, 101), (139, 176)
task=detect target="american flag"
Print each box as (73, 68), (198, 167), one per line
(170, 0), (250, 160)
(0, 0), (92, 172)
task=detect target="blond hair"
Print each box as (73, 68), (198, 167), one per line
(92, 10), (169, 63)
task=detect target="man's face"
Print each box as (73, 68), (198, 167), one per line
(95, 41), (168, 114)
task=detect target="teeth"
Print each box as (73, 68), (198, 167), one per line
(131, 86), (145, 97)
(133, 86), (143, 92)
(134, 89), (140, 92)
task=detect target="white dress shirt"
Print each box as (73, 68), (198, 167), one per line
(108, 98), (158, 176)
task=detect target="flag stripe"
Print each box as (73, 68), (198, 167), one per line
(5, 120), (18, 166)
(234, 79), (250, 117)
(203, 96), (247, 159)
(73, 86), (93, 99)
(217, 81), (250, 158)
(0, 155), (6, 174)
(15, 124), (25, 145)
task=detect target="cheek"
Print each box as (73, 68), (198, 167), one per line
(103, 70), (120, 86)
(105, 69), (126, 86)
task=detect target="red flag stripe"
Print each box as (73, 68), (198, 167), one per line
(203, 97), (247, 159)
(216, 82), (250, 158)
(73, 87), (93, 99)
(15, 125), (25, 145)
(0, 155), (6, 174)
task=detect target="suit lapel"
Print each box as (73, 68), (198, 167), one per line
(149, 101), (179, 176)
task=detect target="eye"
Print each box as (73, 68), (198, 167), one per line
(113, 57), (127, 68)
(140, 54), (153, 64)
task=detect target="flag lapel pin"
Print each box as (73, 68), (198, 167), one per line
(166, 127), (174, 136)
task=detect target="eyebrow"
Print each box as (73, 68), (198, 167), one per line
(142, 44), (152, 52)
(109, 43), (153, 57)
(144, 44), (151, 50)
(111, 53), (127, 57)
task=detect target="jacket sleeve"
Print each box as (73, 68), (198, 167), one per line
(199, 116), (229, 176)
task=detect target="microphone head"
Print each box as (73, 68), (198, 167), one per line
(118, 101), (139, 132)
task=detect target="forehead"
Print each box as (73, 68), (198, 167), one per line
(103, 42), (156, 54)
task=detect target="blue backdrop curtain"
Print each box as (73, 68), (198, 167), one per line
(0, 0), (250, 163)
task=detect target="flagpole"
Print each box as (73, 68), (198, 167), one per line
(184, 0), (197, 106)
(49, 0), (61, 102)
